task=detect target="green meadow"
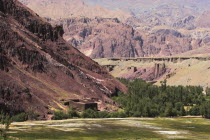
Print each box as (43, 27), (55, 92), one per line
(3, 117), (210, 140)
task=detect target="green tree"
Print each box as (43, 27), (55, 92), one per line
(180, 106), (186, 116)
(189, 106), (200, 116)
(160, 79), (167, 91)
(165, 103), (175, 117)
(201, 101), (210, 118)
(206, 87), (210, 96)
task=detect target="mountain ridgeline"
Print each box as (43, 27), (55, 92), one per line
(0, 0), (126, 119)
(19, 0), (210, 58)
(51, 17), (208, 59)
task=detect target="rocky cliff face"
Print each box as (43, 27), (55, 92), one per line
(119, 63), (169, 81)
(95, 56), (210, 87)
(52, 17), (206, 59)
(0, 0), (126, 119)
(18, 0), (210, 59)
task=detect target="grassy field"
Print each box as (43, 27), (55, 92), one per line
(3, 117), (210, 140)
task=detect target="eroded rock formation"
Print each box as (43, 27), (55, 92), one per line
(51, 17), (207, 59)
(120, 63), (169, 81)
(0, 0), (126, 119)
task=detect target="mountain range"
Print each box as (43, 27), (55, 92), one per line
(0, 0), (126, 119)
(84, 0), (210, 29)
(19, 0), (210, 58)
(1, 0), (210, 118)
(52, 17), (209, 58)
(19, 0), (131, 21)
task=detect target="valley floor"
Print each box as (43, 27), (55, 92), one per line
(5, 117), (210, 140)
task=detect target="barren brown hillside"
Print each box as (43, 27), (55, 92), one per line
(0, 0), (126, 119)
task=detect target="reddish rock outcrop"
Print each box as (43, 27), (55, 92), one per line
(52, 17), (205, 59)
(0, 0), (126, 119)
(120, 63), (170, 82)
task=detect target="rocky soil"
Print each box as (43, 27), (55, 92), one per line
(0, 0), (126, 119)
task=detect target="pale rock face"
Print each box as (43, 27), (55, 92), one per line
(19, 0), (131, 21)
(84, 0), (210, 30)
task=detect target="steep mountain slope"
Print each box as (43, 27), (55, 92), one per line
(19, 0), (131, 21)
(52, 18), (207, 58)
(0, 0), (126, 119)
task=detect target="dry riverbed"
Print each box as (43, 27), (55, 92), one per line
(5, 118), (210, 140)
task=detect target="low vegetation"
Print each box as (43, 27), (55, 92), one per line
(7, 118), (210, 140)
(0, 110), (39, 140)
(0, 112), (12, 140)
(52, 107), (127, 120)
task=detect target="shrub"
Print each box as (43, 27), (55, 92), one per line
(27, 107), (39, 120)
(12, 113), (28, 122)
(52, 111), (69, 120)
(110, 111), (127, 118)
(0, 112), (12, 140)
(98, 111), (110, 118)
(68, 107), (80, 118)
(81, 109), (98, 118)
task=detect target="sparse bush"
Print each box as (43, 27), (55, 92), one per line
(110, 111), (127, 118)
(52, 111), (69, 120)
(27, 107), (39, 121)
(98, 111), (110, 118)
(68, 106), (80, 118)
(81, 109), (98, 118)
(0, 112), (12, 140)
(12, 113), (28, 122)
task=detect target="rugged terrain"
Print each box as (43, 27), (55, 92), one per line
(19, 0), (210, 33)
(84, 0), (210, 30)
(19, 0), (131, 21)
(95, 56), (210, 88)
(0, 0), (127, 119)
(50, 17), (210, 58)
(19, 0), (210, 59)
